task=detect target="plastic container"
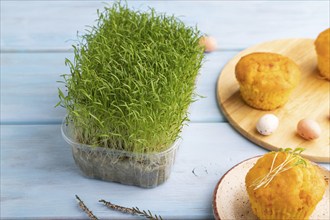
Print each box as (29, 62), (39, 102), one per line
(61, 119), (180, 188)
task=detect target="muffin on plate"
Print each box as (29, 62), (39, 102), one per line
(235, 52), (301, 110)
(315, 28), (330, 80)
(245, 150), (328, 220)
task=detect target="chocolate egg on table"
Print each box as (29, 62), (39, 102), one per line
(256, 114), (279, 136)
(297, 119), (321, 140)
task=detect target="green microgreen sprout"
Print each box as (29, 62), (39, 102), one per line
(58, 2), (204, 153)
(250, 148), (307, 190)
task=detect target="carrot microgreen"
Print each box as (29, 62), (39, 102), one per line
(250, 148), (307, 190)
(58, 2), (204, 153)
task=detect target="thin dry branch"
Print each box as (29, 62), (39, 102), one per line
(99, 199), (162, 220)
(75, 195), (99, 220)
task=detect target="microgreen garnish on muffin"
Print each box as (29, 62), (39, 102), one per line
(245, 149), (327, 219)
(250, 148), (306, 190)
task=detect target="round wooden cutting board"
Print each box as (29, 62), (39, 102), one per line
(217, 39), (329, 163)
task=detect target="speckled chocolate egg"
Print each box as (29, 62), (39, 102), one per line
(256, 114), (279, 136)
(297, 119), (321, 140)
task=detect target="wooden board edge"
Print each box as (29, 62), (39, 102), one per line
(216, 38), (330, 163)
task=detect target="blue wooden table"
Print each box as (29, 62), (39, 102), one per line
(1, 1), (329, 219)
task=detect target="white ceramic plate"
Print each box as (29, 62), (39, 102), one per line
(213, 156), (330, 220)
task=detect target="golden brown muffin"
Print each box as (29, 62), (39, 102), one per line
(235, 52), (301, 110)
(315, 28), (330, 80)
(245, 151), (328, 220)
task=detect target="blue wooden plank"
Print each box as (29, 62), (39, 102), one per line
(1, 124), (328, 218)
(1, 1), (329, 51)
(1, 52), (70, 124)
(1, 51), (233, 124)
(189, 50), (236, 122)
(1, 1), (329, 219)
(0, 123), (265, 219)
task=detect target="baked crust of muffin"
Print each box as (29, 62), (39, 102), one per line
(235, 52), (301, 110)
(245, 151), (328, 220)
(315, 28), (330, 80)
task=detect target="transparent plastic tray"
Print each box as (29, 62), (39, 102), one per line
(61, 118), (180, 188)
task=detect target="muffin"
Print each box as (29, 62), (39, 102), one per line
(315, 28), (330, 80)
(235, 52), (301, 110)
(245, 150), (328, 220)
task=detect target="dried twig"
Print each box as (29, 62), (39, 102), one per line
(99, 199), (163, 220)
(75, 195), (99, 220)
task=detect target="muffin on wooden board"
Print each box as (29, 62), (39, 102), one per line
(235, 52), (301, 110)
(245, 150), (328, 220)
(315, 28), (330, 80)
